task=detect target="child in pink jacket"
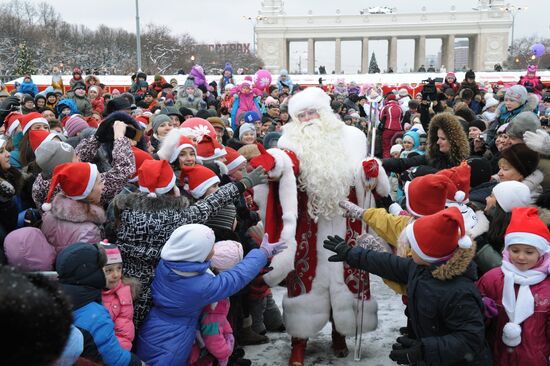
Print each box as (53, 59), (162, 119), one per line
(477, 207), (550, 366)
(100, 241), (140, 351)
(189, 240), (245, 366)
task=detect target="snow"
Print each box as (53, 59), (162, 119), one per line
(244, 275), (406, 365)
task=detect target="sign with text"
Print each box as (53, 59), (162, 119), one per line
(182, 43), (251, 54)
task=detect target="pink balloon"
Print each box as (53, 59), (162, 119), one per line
(254, 69), (272, 89)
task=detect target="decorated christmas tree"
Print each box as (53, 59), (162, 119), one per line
(15, 42), (36, 76)
(368, 52), (380, 74)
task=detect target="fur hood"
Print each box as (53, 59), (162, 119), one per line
(113, 191), (190, 212)
(426, 112), (470, 167)
(51, 194), (106, 224)
(494, 94), (539, 119)
(431, 241), (477, 281)
(534, 205), (550, 226)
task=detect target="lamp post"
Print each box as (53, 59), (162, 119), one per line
(503, 4), (527, 60)
(135, 0), (142, 72)
(243, 16), (265, 54)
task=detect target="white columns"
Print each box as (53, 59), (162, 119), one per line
(361, 37), (369, 73)
(442, 34), (455, 72)
(307, 38), (315, 74)
(388, 36), (397, 72)
(415, 36), (426, 71)
(335, 38), (342, 74)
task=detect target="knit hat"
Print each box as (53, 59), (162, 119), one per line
(244, 111), (260, 123)
(65, 115), (89, 137)
(181, 118), (217, 142)
(493, 181), (531, 213)
(169, 135), (196, 163)
(224, 147), (246, 174)
(390, 144), (403, 155)
(88, 85), (99, 95)
(161, 224), (216, 262)
(404, 174), (455, 217)
(138, 159), (176, 197)
(505, 207), (550, 254)
(42, 162), (99, 211)
(130, 147), (153, 182)
(465, 70), (475, 80)
(72, 81), (86, 91)
(507, 112), (541, 140)
(152, 114), (171, 134)
(105, 97), (133, 115)
(35, 141), (75, 179)
(179, 107), (194, 118)
(505, 85), (528, 105)
(210, 240), (243, 271)
(207, 117), (225, 130)
(239, 123), (257, 141)
(468, 119), (486, 132)
(263, 131), (281, 149)
(406, 206), (472, 263)
(135, 115), (149, 129)
(56, 242), (106, 289)
(22, 94), (34, 104)
(99, 241), (122, 265)
(386, 93), (396, 101)
(19, 112), (49, 135)
(3, 112), (22, 136)
(196, 135), (226, 162)
(4, 227), (56, 271)
(183, 78), (195, 89)
(398, 88), (409, 97)
(482, 97), (499, 111)
(500, 144), (540, 178)
(28, 124), (53, 149)
(180, 165), (220, 199)
(436, 161), (470, 203)
(160, 106), (183, 120)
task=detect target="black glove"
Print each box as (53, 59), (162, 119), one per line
(323, 235), (351, 262)
(377, 195), (395, 211)
(389, 336), (424, 365)
(0, 96), (20, 126)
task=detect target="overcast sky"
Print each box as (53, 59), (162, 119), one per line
(3, 0), (548, 73)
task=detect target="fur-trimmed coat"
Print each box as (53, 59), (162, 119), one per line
(41, 194), (105, 253)
(346, 247), (491, 365)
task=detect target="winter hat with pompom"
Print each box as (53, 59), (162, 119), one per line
(180, 164), (220, 199)
(129, 147), (153, 183)
(210, 240), (244, 271)
(138, 159), (176, 197)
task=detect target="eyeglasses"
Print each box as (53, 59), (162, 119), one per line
(296, 109), (319, 120)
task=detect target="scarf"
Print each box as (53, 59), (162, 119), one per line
(500, 260), (547, 347)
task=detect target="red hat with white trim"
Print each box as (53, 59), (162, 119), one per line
(4, 112), (22, 136)
(181, 165), (220, 199)
(42, 162), (99, 211)
(406, 206), (472, 263)
(135, 115), (149, 130)
(138, 159), (176, 197)
(29, 130), (58, 152)
(19, 112), (49, 134)
(404, 174), (455, 217)
(505, 207), (550, 255)
(169, 135), (196, 163)
(224, 147), (246, 174)
(196, 135), (226, 163)
(130, 147), (153, 182)
(436, 161), (470, 203)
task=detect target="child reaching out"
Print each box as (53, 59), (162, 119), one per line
(477, 207), (550, 366)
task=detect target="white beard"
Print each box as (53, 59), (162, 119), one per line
(283, 113), (355, 221)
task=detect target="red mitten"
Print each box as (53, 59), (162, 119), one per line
(250, 143), (275, 172)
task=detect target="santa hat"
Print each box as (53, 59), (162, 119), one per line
(404, 174), (455, 217)
(129, 147), (153, 182)
(19, 112), (49, 135)
(29, 130), (58, 152)
(181, 165), (220, 199)
(181, 117), (217, 142)
(436, 161), (470, 203)
(210, 240), (244, 271)
(135, 115), (149, 130)
(138, 159), (176, 197)
(196, 135), (226, 163)
(4, 112), (22, 136)
(99, 241), (122, 265)
(288, 87), (332, 121)
(42, 162), (99, 211)
(224, 147), (247, 174)
(169, 135), (196, 163)
(161, 224), (216, 262)
(406, 206), (472, 263)
(505, 207), (550, 255)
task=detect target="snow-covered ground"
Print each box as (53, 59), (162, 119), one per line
(244, 275), (406, 365)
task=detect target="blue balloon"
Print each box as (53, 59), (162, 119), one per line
(531, 43), (546, 58)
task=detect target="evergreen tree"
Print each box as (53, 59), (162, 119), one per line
(368, 52), (380, 74)
(15, 42), (36, 76)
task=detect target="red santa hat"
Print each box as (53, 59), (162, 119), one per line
(4, 112), (22, 136)
(129, 147), (153, 182)
(19, 112), (49, 135)
(196, 135), (226, 163)
(224, 147), (247, 174)
(180, 117), (217, 141)
(169, 135), (196, 163)
(436, 161), (470, 203)
(181, 165), (220, 199)
(505, 207), (550, 255)
(42, 162), (99, 211)
(29, 130), (58, 152)
(406, 206), (472, 263)
(135, 115), (149, 130)
(404, 174), (455, 217)
(138, 159), (176, 197)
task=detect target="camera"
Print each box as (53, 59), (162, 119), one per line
(421, 78), (437, 101)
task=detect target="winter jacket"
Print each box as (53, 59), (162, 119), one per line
(102, 280), (135, 351)
(41, 194), (105, 253)
(347, 249), (491, 365)
(189, 299), (233, 366)
(380, 100), (403, 131)
(56, 98), (79, 117)
(114, 182), (247, 328)
(18, 79), (38, 97)
(75, 136), (135, 206)
(175, 88), (203, 114)
(477, 267), (550, 366)
(137, 249), (267, 366)
(72, 95), (93, 116)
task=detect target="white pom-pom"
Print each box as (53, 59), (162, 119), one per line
(41, 202), (52, 211)
(454, 190), (466, 203)
(502, 322), (522, 347)
(147, 192), (157, 198)
(458, 235), (472, 249)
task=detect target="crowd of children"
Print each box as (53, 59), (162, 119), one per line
(0, 62), (549, 366)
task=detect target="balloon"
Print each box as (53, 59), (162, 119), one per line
(531, 43), (546, 58)
(254, 69), (272, 89)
